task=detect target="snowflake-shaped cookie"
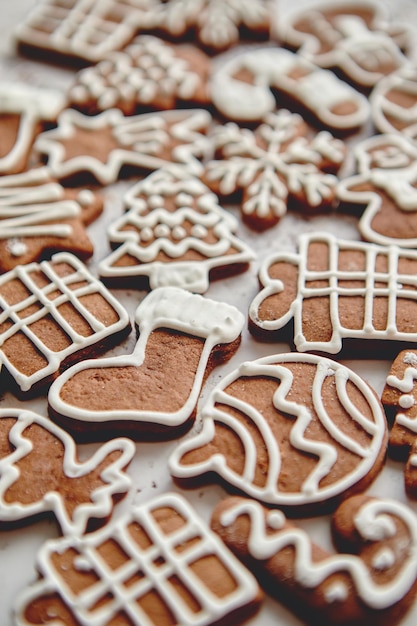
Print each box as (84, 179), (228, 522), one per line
(68, 35), (212, 115)
(144, 0), (273, 53)
(34, 108), (212, 184)
(98, 166), (254, 292)
(204, 109), (346, 231)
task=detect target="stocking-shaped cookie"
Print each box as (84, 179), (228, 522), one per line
(382, 350), (417, 498)
(99, 166), (254, 293)
(48, 286), (244, 440)
(338, 133), (417, 247)
(0, 82), (65, 175)
(211, 495), (417, 626)
(0, 408), (135, 534)
(14, 492), (262, 626)
(169, 352), (388, 514)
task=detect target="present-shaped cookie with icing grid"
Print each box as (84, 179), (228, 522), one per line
(14, 492), (262, 626)
(0, 252), (130, 395)
(249, 231), (417, 356)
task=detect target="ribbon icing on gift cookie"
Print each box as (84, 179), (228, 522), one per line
(140, 0), (274, 53)
(204, 110), (345, 232)
(277, 0), (410, 89)
(34, 107), (212, 185)
(338, 133), (417, 247)
(169, 352), (388, 512)
(68, 35), (212, 115)
(249, 231), (417, 354)
(382, 349), (417, 499)
(0, 252), (130, 395)
(211, 495), (417, 625)
(14, 0), (151, 64)
(209, 46), (370, 131)
(14, 491), (262, 626)
(0, 82), (65, 175)
(48, 286), (245, 439)
(371, 63), (417, 141)
(0, 168), (104, 272)
(99, 166), (255, 293)
(0, 408), (135, 535)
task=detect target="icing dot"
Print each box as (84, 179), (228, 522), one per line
(76, 189), (95, 206)
(140, 227), (154, 242)
(154, 224), (170, 238)
(266, 510), (285, 530)
(191, 224), (208, 239)
(148, 195), (165, 209)
(399, 394), (415, 409)
(372, 548), (396, 571)
(176, 193), (193, 207)
(74, 555), (91, 571)
(324, 581), (349, 603)
(7, 238), (27, 257)
(172, 226), (187, 240)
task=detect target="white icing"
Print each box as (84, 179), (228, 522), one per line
(372, 548), (396, 571)
(34, 108), (212, 184)
(99, 167), (254, 293)
(0, 82), (65, 174)
(249, 231), (417, 353)
(47, 286), (244, 429)
(14, 492), (259, 624)
(15, 0), (150, 63)
(371, 63), (417, 140)
(205, 110), (344, 227)
(338, 133), (417, 247)
(219, 497), (417, 610)
(0, 252), (130, 392)
(69, 35), (204, 111)
(209, 46), (369, 129)
(399, 395), (415, 409)
(0, 408), (134, 535)
(169, 352), (387, 506)
(279, 0), (407, 87)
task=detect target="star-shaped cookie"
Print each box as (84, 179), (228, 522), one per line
(34, 108), (212, 184)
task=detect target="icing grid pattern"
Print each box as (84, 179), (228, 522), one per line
(16, 0), (149, 61)
(0, 253), (127, 391)
(34, 494), (255, 624)
(299, 235), (417, 338)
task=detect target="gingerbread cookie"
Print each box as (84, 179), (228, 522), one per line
(0, 408), (134, 534)
(371, 63), (417, 141)
(169, 352), (388, 514)
(278, 0), (410, 90)
(98, 166), (254, 292)
(68, 35), (212, 115)
(48, 286), (244, 440)
(211, 494), (417, 626)
(382, 350), (417, 499)
(0, 82), (65, 175)
(142, 0), (274, 54)
(0, 252), (130, 396)
(34, 107), (212, 185)
(204, 110), (345, 231)
(249, 231), (417, 355)
(209, 46), (370, 131)
(338, 133), (417, 248)
(0, 167), (103, 273)
(14, 0), (150, 65)
(14, 491), (262, 626)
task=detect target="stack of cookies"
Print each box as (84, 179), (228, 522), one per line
(2, 1), (417, 624)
